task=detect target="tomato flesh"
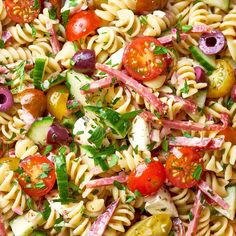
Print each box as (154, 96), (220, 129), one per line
(219, 127), (236, 145)
(17, 155), (56, 197)
(123, 37), (168, 81)
(5, 0), (41, 23)
(66, 11), (102, 41)
(165, 147), (203, 188)
(46, 85), (69, 120)
(136, 0), (167, 14)
(127, 159), (166, 196)
(19, 88), (46, 118)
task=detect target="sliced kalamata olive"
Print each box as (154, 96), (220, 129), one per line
(199, 30), (225, 55)
(194, 66), (207, 83)
(231, 84), (236, 102)
(72, 49), (96, 76)
(47, 124), (70, 144)
(0, 86), (13, 112)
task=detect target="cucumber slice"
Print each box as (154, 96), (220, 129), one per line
(66, 70), (92, 106)
(189, 46), (216, 72)
(54, 152), (69, 200)
(10, 210), (45, 236)
(202, 0), (230, 11)
(33, 58), (47, 89)
(28, 117), (54, 145)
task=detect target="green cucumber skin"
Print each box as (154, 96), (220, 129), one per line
(55, 154), (69, 200)
(28, 117), (54, 145)
(202, 0), (229, 11)
(189, 46), (216, 72)
(33, 58), (47, 90)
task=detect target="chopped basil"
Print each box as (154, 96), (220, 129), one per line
(122, 109), (143, 120)
(54, 217), (65, 233)
(14, 61), (26, 90)
(62, 10), (70, 27)
(26, 198), (35, 210)
(134, 189), (142, 197)
(154, 111), (161, 119)
(154, 46), (168, 55)
(226, 97), (234, 109)
(134, 145), (138, 154)
(88, 126), (106, 148)
(43, 145), (53, 156)
(111, 97), (121, 106)
(80, 83), (90, 91)
(139, 15), (148, 25)
(0, 39), (4, 49)
(68, 181), (80, 192)
(73, 41), (79, 52)
(33, 0), (40, 9)
(113, 180), (126, 190)
(37, 172), (48, 179)
(25, 176), (31, 183)
(35, 181), (46, 189)
(192, 165), (202, 180)
(42, 201), (51, 220)
(180, 80), (189, 94)
(182, 25), (193, 33)
(147, 142), (157, 151)
(145, 158), (152, 164)
(188, 211), (193, 221)
(176, 15), (182, 43)
(94, 157), (109, 171)
(49, 7), (57, 20)
(183, 132), (192, 138)
(162, 136), (169, 152)
(108, 154), (119, 168)
(126, 196), (135, 203)
(30, 24), (36, 38)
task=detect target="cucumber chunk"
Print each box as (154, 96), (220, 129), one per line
(10, 210), (45, 236)
(28, 117), (54, 145)
(189, 46), (216, 72)
(202, 0), (230, 11)
(33, 58), (47, 89)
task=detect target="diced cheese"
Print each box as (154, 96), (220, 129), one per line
(144, 187), (178, 217)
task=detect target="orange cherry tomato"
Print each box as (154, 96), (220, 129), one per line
(17, 155), (56, 197)
(219, 127), (236, 145)
(5, 0), (41, 23)
(165, 147), (204, 189)
(136, 0), (167, 14)
(19, 88), (46, 118)
(122, 36), (169, 81)
(46, 85), (69, 120)
(127, 159), (166, 196)
(66, 11), (102, 41)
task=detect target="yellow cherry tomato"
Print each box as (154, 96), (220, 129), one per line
(207, 59), (235, 98)
(124, 214), (172, 236)
(46, 85), (69, 120)
(0, 157), (20, 170)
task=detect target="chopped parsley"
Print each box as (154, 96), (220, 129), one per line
(108, 154), (119, 168)
(42, 200), (51, 220)
(180, 80), (189, 94)
(145, 158), (152, 164)
(62, 10), (70, 27)
(226, 97), (234, 109)
(134, 190), (142, 197)
(162, 136), (169, 152)
(183, 132), (192, 138)
(113, 180), (126, 191)
(188, 211), (194, 221)
(49, 7), (57, 20)
(33, 0), (40, 9)
(154, 46), (168, 55)
(0, 39), (4, 49)
(80, 83), (90, 91)
(147, 141), (157, 151)
(139, 15), (148, 25)
(192, 164), (202, 180)
(182, 25), (193, 33)
(88, 126), (106, 148)
(43, 145), (53, 156)
(126, 195), (135, 203)
(35, 181), (46, 189)
(176, 15), (183, 43)
(54, 217), (65, 233)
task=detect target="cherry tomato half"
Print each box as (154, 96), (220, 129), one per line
(5, 0), (41, 24)
(123, 36), (168, 81)
(19, 88), (46, 118)
(219, 127), (236, 145)
(165, 147), (203, 189)
(127, 159), (166, 196)
(136, 0), (167, 14)
(46, 85), (69, 120)
(66, 11), (102, 41)
(17, 155), (56, 197)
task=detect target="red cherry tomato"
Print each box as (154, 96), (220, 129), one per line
(5, 0), (41, 23)
(219, 127), (236, 145)
(122, 36), (168, 81)
(165, 147), (204, 189)
(127, 159), (166, 196)
(136, 0), (167, 14)
(17, 155), (56, 197)
(66, 11), (102, 41)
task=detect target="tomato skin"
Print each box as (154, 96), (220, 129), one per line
(17, 155), (56, 197)
(207, 60), (235, 98)
(123, 37), (168, 81)
(219, 127), (236, 145)
(136, 0), (167, 14)
(127, 159), (166, 196)
(46, 85), (69, 120)
(5, 0), (41, 23)
(19, 89), (46, 118)
(66, 11), (102, 41)
(165, 147), (203, 189)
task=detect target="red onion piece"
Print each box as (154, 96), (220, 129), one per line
(47, 124), (70, 144)
(1, 31), (12, 45)
(0, 87), (13, 112)
(194, 66), (207, 83)
(88, 199), (120, 236)
(72, 49), (96, 76)
(231, 84), (236, 102)
(173, 218), (185, 236)
(199, 30), (225, 55)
